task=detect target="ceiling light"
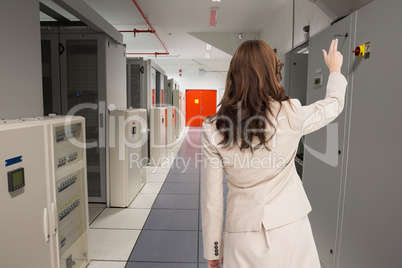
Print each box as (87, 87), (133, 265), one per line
(212, 0), (221, 2)
(205, 51), (211, 58)
(206, 44), (212, 50)
(209, 7), (219, 27)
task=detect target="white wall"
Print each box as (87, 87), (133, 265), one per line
(0, 0), (43, 119)
(260, 0), (332, 56)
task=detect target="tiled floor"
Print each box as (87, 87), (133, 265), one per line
(88, 127), (227, 268)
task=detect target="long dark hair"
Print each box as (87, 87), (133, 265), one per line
(210, 40), (289, 151)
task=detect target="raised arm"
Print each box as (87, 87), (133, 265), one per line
(301, 39), (348, 135)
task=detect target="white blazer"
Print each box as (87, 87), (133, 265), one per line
(201, 72), (348, 260)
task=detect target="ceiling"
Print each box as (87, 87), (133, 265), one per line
(81, 0), (286, 60)
(39, 0), (374, 75)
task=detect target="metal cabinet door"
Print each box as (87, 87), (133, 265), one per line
(41, 32), (62, 116)
(302, 14), (355, 268)
(0, 125), (53, 268)
(127, 59), (148, 109)
(59, 33), (106, 203)
(337, 1), (402, 267)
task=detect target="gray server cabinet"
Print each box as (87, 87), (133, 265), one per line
(127, 58), (148, 109)
(284, 46), (309, 178)
(164, 77), (173, 106)
(302, 14), (355, 268)
(164, 78), (179, 107)
(303, 1), (402, 267)
(284, 47), (308, 106)
(337, 1), (402, 267)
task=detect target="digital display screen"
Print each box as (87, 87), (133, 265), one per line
(12, 170), (24, 188)
(315, 78), (320, 84)
(8, 168), (25, 192)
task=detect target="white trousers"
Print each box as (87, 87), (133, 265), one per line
(223, 216), (320, 268)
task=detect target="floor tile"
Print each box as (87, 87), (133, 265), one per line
(164, 173), (199, 183)
(198, 231), (207, 263)
(170, 157), (200, 170)
(89, 206), (105, 225)
(223, 183), (229, 195)
(89, 203), (108, 208)
(129, 230), (198, 263)
(140, 182), (164, 194)
(90, 208), (151, 229)
(168, 166), (200, 174)
(160, 182), (199, 195)
(153, 194), (199, 210)
(145, 166), (170, 174)
(89, 229), (140, 261)
(87, 261), (126, 268)
(128, 193), (158, 209)
(126, 262), (198, 268)
(143, 209), (198, 231)
(145, 173), (168, 183)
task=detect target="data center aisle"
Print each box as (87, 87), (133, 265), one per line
(126, 127), (228, 267)
(88, 127), (228, 268)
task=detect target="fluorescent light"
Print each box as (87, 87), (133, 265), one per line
(209, 7), (219, 27)
(206, 44), (212, 50)
(212, 0), (221, 2)
(205, 51), (211, 58)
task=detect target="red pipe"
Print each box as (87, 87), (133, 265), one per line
(126, 52), (169, 56)
(120, 0), (169, 56)
(120, 29), (155, 37)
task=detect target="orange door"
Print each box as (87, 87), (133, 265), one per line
(200, 90), (217, 123)
(186, 90), (217, 127)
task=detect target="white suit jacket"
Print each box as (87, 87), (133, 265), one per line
(201, 72), (348, 260)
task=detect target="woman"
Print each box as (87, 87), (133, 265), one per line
(201, 39), (346, 268)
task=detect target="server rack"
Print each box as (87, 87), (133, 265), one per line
(303, 1), (402, 267)
(109, 108), (147, 207)
(284, 44), (309, 178)
(127, 58), (148, 109)
(41, 28), (126, 203)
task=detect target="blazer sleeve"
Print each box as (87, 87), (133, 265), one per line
(201, 122), (224, 260)
(299, 72), (348, 135)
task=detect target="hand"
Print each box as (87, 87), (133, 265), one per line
(208, 258), (223, 268)
(323, 39), (343, 73)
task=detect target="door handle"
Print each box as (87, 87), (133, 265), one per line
(59, 43), (65, 55)
(43, 208), (50, 242)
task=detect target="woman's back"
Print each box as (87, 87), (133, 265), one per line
(201, 39), (346, 268)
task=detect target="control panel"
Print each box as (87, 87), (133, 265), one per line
(51, 120), (89, 268)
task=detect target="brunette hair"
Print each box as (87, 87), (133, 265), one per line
(210, 40), (289, 151)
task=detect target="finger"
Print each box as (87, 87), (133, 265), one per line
(329, 39), (334, 54)
(334, 38), (338, 52)
(322, 49), (328, 59)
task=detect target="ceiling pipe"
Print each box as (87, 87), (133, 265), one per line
(121, 0), (169, 57)
(120, 29), (155, 37)
(126, 52), (170, 56)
